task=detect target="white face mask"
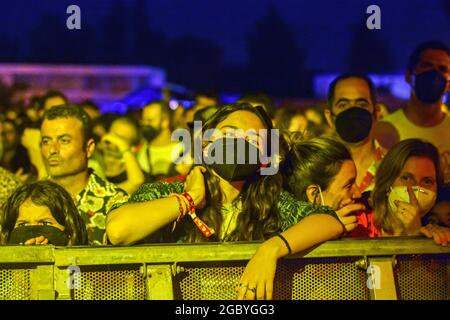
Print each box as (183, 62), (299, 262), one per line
(387, 186), (437, 217)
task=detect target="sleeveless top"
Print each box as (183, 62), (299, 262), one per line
(382, 109), (450, 182)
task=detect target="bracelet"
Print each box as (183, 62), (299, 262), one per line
(181, 192), (196, 213)
(168, 193), (189, 231)
(276, 233), (292, 255)
(181, 192), (215, 238)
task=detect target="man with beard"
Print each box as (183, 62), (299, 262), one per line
(137, 100), (183, 181)
(324, 73), (385, 194)
(374, 41), (450, 182)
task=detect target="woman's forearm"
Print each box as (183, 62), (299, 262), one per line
(237, 214), (343, 300)
(106, 197), (180, 245)
(274, 214), (344, 257)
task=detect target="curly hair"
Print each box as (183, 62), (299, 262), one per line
(183, 102), (287, 242)
(0, 180), (88, 245)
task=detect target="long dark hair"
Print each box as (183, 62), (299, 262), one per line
(372, 139), (442, 233)
(184, 102), (285, 242)
(0, 180), (88, 245)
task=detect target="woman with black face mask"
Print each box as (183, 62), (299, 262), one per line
(107, 102), (344, 300)
(0, 180), (88, 246)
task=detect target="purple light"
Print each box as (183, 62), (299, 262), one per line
(169, 100), (179, 110)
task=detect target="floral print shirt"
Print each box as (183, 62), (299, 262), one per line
(77, 171), (128, 245)
(110, 180), (339, 242)
(0, 166), (22, 209)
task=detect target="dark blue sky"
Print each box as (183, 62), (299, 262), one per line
(1, 0), (449, 72)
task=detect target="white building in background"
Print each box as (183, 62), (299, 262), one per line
(0, 64), (166, 111)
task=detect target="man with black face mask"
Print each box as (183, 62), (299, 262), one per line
(325, 73), (385, 193)
(375, 41), (450, 182)
(137, 100), (183, 181)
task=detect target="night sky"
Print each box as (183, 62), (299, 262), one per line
(1, 0), (448, 71)
(0, 0), (449, 96)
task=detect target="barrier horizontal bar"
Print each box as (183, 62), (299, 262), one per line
(0, 237), (448, 266)
(0, 245), (54, 264)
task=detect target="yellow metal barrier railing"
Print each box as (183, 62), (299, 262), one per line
(0, 237), (449, 300)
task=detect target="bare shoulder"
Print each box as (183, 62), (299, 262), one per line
(373, 120), (400, 150)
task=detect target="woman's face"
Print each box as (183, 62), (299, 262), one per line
(203, 110), (268, 182)
(14, 199), (65, 231)
(210, 110), (267, 149)
(320, 160), (361, 210)
(392, 156), (437, 192)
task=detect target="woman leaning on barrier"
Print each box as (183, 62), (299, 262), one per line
(0, 180), (88, 246)
(370, 139), (450, 243)
(106, 102), (344, 300)
(283, 136), (450, 245)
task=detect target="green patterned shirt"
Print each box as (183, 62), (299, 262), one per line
(110, 180), (338, 242)
(77, 172), (129, 245)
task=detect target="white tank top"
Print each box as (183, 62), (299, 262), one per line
(382, 109), (450, 183)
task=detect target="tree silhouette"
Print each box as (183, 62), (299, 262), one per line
(166, 35), (222, 92)
(0, 35), (19, 62)
(442, 0), (450, 18)
(131, 0), (167, 66)
(28, 14), (65, 63)
(348, 20), (394, 73)
(28, 13), (98, 64)
(101, 1), (134, 64)
(246, 4), (307, 97)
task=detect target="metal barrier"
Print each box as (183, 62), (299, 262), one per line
(0, 237), (448, 300)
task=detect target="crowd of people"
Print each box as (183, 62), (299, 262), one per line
(0, 40), (449, 299)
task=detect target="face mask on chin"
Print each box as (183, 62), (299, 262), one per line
(387, 186), (437, 217)
(413, 70), (448, 104)
(334, 107), (373, 144)
(8, 225), (69, 246)
(203, 137), (262, 182)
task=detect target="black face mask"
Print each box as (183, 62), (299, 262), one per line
(141, 125), (161, 142)
(414, 70), (448, 104)
(204, 137), (261, 182)
(8, 225), (69, 246)
(334, 107), (373, 143)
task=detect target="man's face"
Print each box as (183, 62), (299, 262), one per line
(409, 48), (450, 93)
(142, 103), (163, 129)
(195, 95), (217, 109)
(109, 121), (138, 147)
(41, 117), (91, 178)
(322, 160), (361, 210)
(325, 77), (377, 142)
(1, 122), (18, 151)
(331, 77), (375, 118)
